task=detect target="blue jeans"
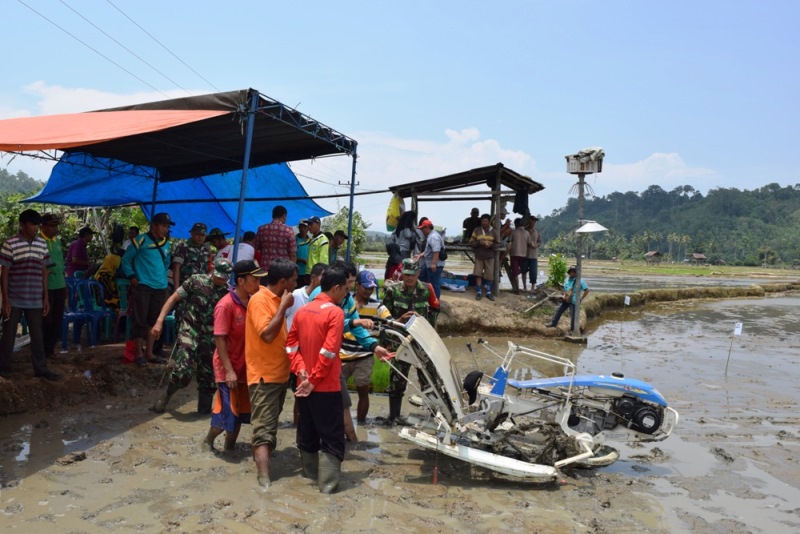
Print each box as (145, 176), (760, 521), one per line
(549, 301), (576, 330)
(525, 258), (539, 286)
(424, 266), (443, 299)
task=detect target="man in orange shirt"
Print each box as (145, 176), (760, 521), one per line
(286, 265), (349, 494)
(244, 258), (297, 488)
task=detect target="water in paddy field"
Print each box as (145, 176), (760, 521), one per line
(439, 294), (800, 533)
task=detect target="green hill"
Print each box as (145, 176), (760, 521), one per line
(537, 183), (800, 266)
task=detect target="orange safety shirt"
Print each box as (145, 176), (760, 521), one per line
(244, 286), (289, 385)
(286, 292), (344, 393)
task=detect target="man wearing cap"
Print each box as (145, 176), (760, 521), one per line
(39, 213), (67, 359)
(65, 225), (95, 277)
(470, 214), (499, 301)
(206, 228), (230, 260)
(121, 212), (174, 366)
(295, 220), (311, 286)
(523, 216), (542, 292)
(0, 209), (60, 381)
(340, 270), (392, 423)
(382, 258), (439, 423)
(202, 259), (267, 452)
(462, 207), (480, 244)
(417, 219), (445, 299)
(254, 205), (297, 270)
(546, 266), (590, 331)
(172, 222), (213, 289)
(329, 230), (348, 263)
(150, 258), (234, 414)
(306, 216), (329, 268)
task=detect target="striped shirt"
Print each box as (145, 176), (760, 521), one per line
(0, 234), (51, 308)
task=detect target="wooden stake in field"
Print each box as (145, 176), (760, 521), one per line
(618, 295), (631, 372)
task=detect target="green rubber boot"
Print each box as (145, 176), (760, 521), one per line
(300, 450), (319, 480)
(318, 452), (341, 494)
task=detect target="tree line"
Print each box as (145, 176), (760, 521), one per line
(537, 183), (800, 266)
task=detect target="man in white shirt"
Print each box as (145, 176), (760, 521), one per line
(217, 231), (256, 263)
(285, 262), (326, 329)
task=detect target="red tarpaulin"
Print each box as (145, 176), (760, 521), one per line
(0, 110), (228, 151)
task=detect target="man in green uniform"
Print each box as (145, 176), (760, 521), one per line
(150, 258), (233, 414)
(39, 213), (66, 359)
(171, 222), (212, 287)
(306, 216), (329, 267)
(381, 258), (440, 423)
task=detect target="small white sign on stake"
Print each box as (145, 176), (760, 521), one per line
(624, 295), (631, 306)
(725, 322), (743, 376)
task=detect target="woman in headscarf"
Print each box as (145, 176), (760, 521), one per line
(93, 249), (124, 311)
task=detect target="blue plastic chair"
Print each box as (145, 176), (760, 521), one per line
(114, 278), (132, 341)
(61, 278), (93, 350)
(76, 280), (116, 346)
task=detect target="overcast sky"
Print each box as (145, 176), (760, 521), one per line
(2, 1), (798, 235)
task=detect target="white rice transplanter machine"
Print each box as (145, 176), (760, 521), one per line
(377, 315), (680, 482)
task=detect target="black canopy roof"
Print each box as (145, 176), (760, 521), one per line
(85, 89), (357, 182)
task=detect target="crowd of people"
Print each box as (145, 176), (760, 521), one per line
(0, 202), (590, 493)
(0, 204), (444, 495)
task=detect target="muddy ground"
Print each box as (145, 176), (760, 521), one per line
(1, 286), (799, 533)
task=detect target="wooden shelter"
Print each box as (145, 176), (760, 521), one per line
(389, 163), (544, 289)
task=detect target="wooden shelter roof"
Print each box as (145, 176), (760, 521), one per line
(388, 163), (544, 198)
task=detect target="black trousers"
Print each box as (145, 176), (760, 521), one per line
(0, 307), (48, 375)
(43, 287), (66, 357)
(296, 391), (345, 462)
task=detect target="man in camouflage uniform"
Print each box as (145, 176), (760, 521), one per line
(171, 222), (213, 331)
(381, 258), (440, 423)
(172, 222), (212, 287)
(150, 258), (233, 414)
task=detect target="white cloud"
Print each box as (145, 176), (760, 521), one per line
(23, 81), (196, 115)
(603, 153), (717, 192)
(292, 127), (539, 236)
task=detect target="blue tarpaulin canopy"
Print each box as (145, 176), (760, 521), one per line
(25, 152), (330, 235)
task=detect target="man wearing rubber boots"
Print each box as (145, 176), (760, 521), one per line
(245, 259), (297, 488)
(150, 258), (233, 414)
(286, 265), (348, 494)
(382, 258), (439, 424)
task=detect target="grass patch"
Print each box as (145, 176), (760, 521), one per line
(345, 355), (391, 393)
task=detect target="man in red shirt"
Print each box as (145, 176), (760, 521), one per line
(254, 205), (297, 272)
(203, 260), (267, 452)
(286, 265), (349, 494)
